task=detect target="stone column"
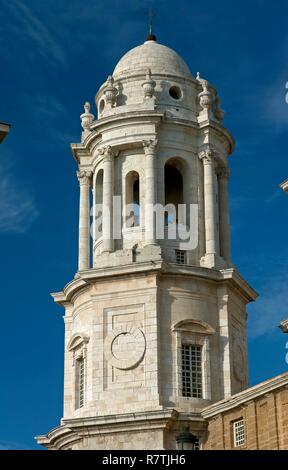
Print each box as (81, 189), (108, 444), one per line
(218, 167), (231, 262)
(77, 170), (91, 271)
(199, 148), (218, 262)
(98, 146), (114, 253)
(143, 139), (158, 245)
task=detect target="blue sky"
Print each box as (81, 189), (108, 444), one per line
(0, 0), (287, 450)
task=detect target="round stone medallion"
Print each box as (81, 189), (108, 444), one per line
(104, 327), (146, 370)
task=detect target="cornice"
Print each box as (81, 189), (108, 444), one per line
(71, 110), (235, 162)
(90, 110), (164, 132)
(71, 111), (164, 161)
(51, 261), (163, 306)
(220, 268), (258, 303)
(51, 277), (88, 305)
(198, 121), (235, 155)
(35, 425), (80, 450)
(279, 318), (288, 333)
(163, 117), (235, 154)
(63, 409), (178, 430)
(70, 143), (93, 164)
(36, 409), (177, 449)
(51, 262), (257, 307)
(36, 408), (206, 449)
(280, 179), (288, 193)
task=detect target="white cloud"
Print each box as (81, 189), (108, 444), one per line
(240, 75), (288, 134)
(0, 440), (30, 450)
(1, 0), (67, 67)
(0, 163), (38, 234)
(247, 272), (288, 338)
(262, 78), (288, 130)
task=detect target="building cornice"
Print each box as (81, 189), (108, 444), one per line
(62, 409), (178, 431)
(220, 268), (258, 302)
(280, 179), (288, 193)
(51, 262), (257, 307)
(51, 277), (88, 304)
(202, 372), (288, 419)
(71, 111), (165, 162)
(36, 409), (205, 449)
(51, 261), (163, 305)
(71, 110), (235, 163)
(197, 120), (235, 155)
(161, 117), (234, 155)
(279, 319), (288, 333)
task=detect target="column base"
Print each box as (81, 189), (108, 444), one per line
(102, 243), (114, 254)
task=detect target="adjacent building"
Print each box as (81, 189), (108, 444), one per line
(202, 372), (288, 450)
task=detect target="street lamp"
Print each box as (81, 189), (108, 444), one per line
(176, 427), (199, 450)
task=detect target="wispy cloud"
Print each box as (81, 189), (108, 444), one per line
(17, 91), (79, 144)
(240, 76), (288, 134)
(0, 0), (67, 67)
(0, 440), (30, 450)
(248, 272), (288, 338)
(265, 78), (288, 128)
(0, 162), (38, 234)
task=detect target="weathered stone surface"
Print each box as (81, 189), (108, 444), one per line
(202, 373), (288, 450)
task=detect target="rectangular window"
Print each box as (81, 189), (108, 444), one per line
(182, 344), (202, 398)
(76, 356), (85, 409)
(176, 250), (186, 265)
(233, 419), (245, 447)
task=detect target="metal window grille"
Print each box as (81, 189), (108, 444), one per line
(176, 250), (186, 265)
(77, 357), (85, 409)
(182, 344), (202, 398)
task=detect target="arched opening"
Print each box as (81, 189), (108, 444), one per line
(164, 163), (184, 225)
(95, 169), (103, 239)
(125, 171), (140, 227)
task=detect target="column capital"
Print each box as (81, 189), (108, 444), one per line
(97, 145), (115, 163)
(142, 139), (158, 155)
(77, 170), (92, 186)
(199, 146), (218, 164)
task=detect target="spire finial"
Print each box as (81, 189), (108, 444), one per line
(146, 7), (157, 41)
(149, 8), (153, 35)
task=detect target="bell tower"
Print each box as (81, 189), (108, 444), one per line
(36, 35), (257, 450)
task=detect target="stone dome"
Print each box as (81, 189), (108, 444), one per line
(113, 40), (192, 79)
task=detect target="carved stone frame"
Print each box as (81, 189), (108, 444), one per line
(171, 320), (215, 400)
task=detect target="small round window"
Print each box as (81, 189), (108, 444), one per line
(99, 99), (105, 113)
(169, 86), (182, 100)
